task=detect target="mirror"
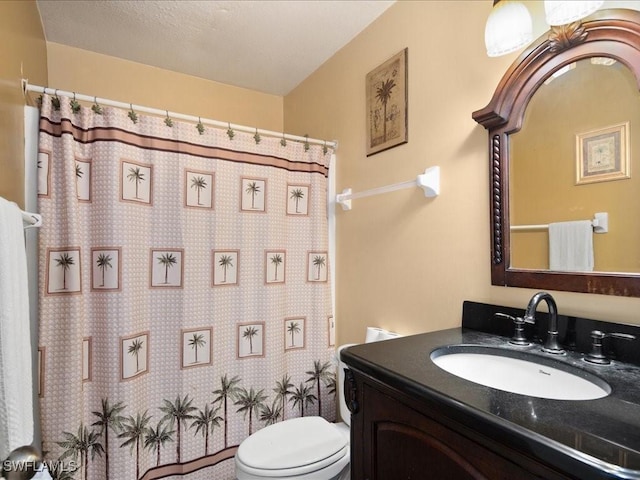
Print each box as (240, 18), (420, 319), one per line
(510, 57), (640, 272)
(473, 9), (640, 297)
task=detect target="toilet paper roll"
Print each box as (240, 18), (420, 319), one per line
(365, 327), (384, 343)
(365, 327), (402, 343)
(377, 330), (401, 341)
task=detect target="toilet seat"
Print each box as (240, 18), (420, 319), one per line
(235, 416), (348, 478)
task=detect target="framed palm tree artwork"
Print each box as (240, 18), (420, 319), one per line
(181, 327), (212, 368)
(46, 247), (82, 294)
(121, 332), (149, 380)
(284, 317), (305, 351)
(237, 322), (264, 358)
(150, 249), (184, 288)
(212, 250), (239, 286)
(91, 247), (121, 291)
(286, 184), (310, 216)
(121, 159), (152, 204)
(366, 48), (408, 156)
(75, 157), (92, 202)
(241, 177), (266, 212)
(37, 149), (51, 197)
(185, 169), (214, 208)
(265, 250), (286, 284)
(307, 252), (328, 282)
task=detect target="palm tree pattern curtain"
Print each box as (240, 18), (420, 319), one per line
(36, 94), (335, 480)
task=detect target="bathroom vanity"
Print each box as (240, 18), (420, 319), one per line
(342, 9), (640, 478)
(341, 301), (640, 480)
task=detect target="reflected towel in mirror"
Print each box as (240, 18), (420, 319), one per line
(549, 220), (594, 272)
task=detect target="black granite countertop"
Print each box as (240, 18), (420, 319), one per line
(341, 305), (640, 480)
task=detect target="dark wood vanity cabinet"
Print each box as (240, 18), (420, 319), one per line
(345, 368), (572, 480)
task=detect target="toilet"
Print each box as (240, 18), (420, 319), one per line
(234, 344), (354, 480)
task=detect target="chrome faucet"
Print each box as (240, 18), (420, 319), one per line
(524, 292), (565, 355)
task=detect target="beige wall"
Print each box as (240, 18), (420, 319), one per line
(46, 43), (284, 132)
(284, 0), (640, 345)
(0, 1), (47, 207)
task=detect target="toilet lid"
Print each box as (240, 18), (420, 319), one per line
(236, 416), (347, 471)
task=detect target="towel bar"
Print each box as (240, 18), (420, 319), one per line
(511, 212), (608, 234)
(21, 211), (42, 229)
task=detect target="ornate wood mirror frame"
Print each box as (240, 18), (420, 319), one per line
(473, 9), (640, 297)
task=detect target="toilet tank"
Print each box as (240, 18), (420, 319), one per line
(335, 344), (356, 426)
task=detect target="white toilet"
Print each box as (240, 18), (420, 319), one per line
(235, 344), (354, 480)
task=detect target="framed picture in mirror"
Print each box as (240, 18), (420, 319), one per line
(576, 122), (630, 185)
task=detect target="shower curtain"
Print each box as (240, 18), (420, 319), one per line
(36, 94), (335, 480)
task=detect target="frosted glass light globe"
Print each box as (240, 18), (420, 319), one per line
(485, 1), (533, 58)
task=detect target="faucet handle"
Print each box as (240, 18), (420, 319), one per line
(605, 331), (635, 341)
(585, 330), (636, 365)
(494, 312), (515, 322)
(495, 313), (531, 346)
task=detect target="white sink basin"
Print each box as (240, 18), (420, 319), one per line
(431, 345), (610, 400)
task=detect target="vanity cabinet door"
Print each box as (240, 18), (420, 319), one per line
(347, 370), (572, 480)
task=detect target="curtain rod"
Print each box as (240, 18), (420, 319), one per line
(510, 212), (609, 234)
(22, 80), (338, 150)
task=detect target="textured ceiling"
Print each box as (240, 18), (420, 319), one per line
(36, 0), (395, 96)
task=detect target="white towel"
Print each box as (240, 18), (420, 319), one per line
(0, 198), (33, 460)
(548, 220), (594, 272)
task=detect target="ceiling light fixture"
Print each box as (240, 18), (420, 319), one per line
(485, 0), (604, 57)
(485, 1), (533, 57)
(544, 1), (604, 26)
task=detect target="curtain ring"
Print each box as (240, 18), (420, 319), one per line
(127, 104), (138, 123)
(91, 96), (103, 115)
(70, 92), (81, 113)
(164, 110), (174, 127)
(196, 117), (205, 135)
(51, 89), (61, 109)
